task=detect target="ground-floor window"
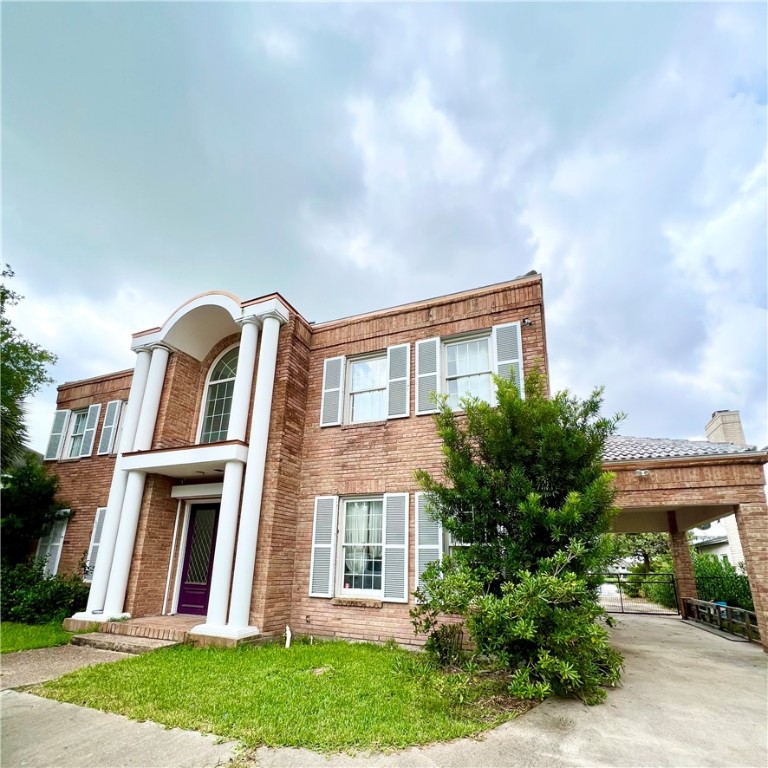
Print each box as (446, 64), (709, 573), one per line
(339, 497), (383, 595)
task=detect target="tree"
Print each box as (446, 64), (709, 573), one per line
(610, 532), (670, 571)
(412, 370), (624, 704)
(1, 265), (58, 470)
(1, 451), (68, 567)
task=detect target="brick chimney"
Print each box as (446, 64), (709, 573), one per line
(705, 410), (746, 446)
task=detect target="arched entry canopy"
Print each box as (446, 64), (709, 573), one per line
(604, 434), (768, 649)
(131, 291), (243, 361)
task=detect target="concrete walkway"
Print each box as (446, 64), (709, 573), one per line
(1, 615), (766, 767)
(1, 645), (131, 690)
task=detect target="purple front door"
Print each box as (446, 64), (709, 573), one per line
(177, 504), (220, 615)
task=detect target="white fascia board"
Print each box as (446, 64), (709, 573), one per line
(121, 442), (248, 474)
(171, 482), (225, 499)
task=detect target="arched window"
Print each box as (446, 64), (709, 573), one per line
(199, 346), (239, 444)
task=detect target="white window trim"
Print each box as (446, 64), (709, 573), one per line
(196, 344), (239, 445)
(343, 353), (388, 425)
(63, 409), (89, 460)
(441, 331), (493, 410)
(335, 495), (385, 600)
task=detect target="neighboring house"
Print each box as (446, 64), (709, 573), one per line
(692, 535), (731, 561)
(42, 273), (546, 645)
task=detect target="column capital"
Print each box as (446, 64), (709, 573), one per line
(240, 297), (290, 326)
(135, 342), (172, 355)
(236, 316), (262, 329)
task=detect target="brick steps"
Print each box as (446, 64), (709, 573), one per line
(71, 632), (179, 654)
(64, 616), (197, 643)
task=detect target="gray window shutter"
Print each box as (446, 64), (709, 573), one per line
(387, 344), (410, 419)
(97, 401), (122, 455)
(44, 410), (71, 460)
(309, 496), (338, 597)
(382, 493), (409, 602)
(415, 338), (440, 415)
(37, 517), (69, 577)
(79, 404), (102, 457)
(320, 357), (345, 427)
(492, 322), (523, 397)
(85, 507), (107, 582)
(415, 492), (443, 592)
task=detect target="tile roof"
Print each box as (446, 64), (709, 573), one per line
(603, 435), (760, 462)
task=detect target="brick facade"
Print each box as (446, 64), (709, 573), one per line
(42, 274), (768, 651)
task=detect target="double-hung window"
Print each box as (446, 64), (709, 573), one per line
(309, 493), (409, 603)
(199, 346), (239, 444)
(320, 344), (410, 426)
(347, 356), (388, 423)
(416, 322), (523, 415)
(445, 336), (493, 409)
(66, 410), (89, 458)
(44, 404), (102, 460)
(340, 498), (383, 594)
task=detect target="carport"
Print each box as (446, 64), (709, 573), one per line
(604, 432), (768, 649)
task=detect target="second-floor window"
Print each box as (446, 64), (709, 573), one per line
(444, 336), (493, 410)
(200, 346), (239, 444)
(347, 355), (388, 423)
(66, 410), (89, 458)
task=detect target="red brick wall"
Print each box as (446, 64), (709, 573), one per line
(44, 371), (132, 577)
(288, 278), (548, 644)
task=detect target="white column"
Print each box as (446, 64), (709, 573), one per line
(133, 344), (170, 451)
(227, 313), (283, 631)
(227, 318), (260, 442)
(102, 344), (170, 617)
(191, 460), (245, 634)
(74, 347), (152, 620)
(102, 470), (147, 617)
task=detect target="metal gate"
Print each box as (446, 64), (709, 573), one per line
(600, 572), (679, 615)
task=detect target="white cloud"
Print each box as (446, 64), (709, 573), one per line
(260, 28), (300, 60)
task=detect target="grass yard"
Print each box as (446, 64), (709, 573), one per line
(37, 639), (530, 751)
(1, 622), (74, 653)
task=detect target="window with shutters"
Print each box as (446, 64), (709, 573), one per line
(199, 346), (239, 444)
(36, 516), (69, 577)
(416, 323), (523, 415)
(320, 344), (410, 426)
(309, 493), (409, 603)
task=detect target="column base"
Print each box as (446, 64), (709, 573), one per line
(71, 611), (131, 622)
(188, 624), (261, 648)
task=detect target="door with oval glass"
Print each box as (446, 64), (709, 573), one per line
(177, 503), (220, 615)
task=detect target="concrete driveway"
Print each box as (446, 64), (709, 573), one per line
(2, 615), (766, 768)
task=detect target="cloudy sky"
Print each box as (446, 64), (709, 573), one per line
(4, 2), (767, 454)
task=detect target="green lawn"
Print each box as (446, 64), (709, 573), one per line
(37, 640), (529, 751)
(1, 622), (74, 653)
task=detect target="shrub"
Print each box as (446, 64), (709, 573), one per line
(693, 555), (753, 610)
(412, 371), (624, 704)
(0, 560), (89, 624)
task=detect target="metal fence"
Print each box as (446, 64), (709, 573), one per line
(599, 572), (679, 615)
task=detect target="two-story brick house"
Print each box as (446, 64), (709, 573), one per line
(42, 273), (548, 646)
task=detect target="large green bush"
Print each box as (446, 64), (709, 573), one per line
(412, 371), (624, 704)
(0, 559), (89, 624)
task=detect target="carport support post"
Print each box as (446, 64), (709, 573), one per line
(668, 510), (697, 616)
(734, 502), (768, 652)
